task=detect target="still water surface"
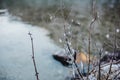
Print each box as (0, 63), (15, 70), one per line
(0, 13), (69, 80)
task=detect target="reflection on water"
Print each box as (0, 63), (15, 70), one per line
(0, 14), (69, 80)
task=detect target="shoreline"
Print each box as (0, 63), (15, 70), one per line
(7, 3), (118, 53)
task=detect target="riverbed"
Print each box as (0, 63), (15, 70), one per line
(0, 13), (69, 80)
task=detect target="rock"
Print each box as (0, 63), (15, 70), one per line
(100, 51), (120, 63)
(52, 50), (71, 66)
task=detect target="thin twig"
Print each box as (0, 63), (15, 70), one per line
(113, 71), (120, 80)
(101, 60), (120, 68)
(106, 26), (117, 80)
(28, 32), (40, 80)
(63, 24), (84, 80)
(90, 60), (120, 73)
(98, 49), (102, 80)
(66, 37), (84, 80)
(60, 0), (84, 79)
(87, 0), (97, 79)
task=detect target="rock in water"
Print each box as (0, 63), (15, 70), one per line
(52, 50), (71, 66)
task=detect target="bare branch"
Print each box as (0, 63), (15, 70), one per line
(28, 32), (40, 80)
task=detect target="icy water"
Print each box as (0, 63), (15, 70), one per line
(0, 13), (69, 80)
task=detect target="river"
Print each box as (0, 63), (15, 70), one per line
(0, 13), (69, 80)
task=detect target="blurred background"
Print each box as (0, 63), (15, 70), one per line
(0, 0), (120, 80)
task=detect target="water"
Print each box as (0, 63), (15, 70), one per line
(0, 13), (69, 80)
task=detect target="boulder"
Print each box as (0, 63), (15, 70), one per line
(52, 50), (71, 66)
(100, 51), (120, 63)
